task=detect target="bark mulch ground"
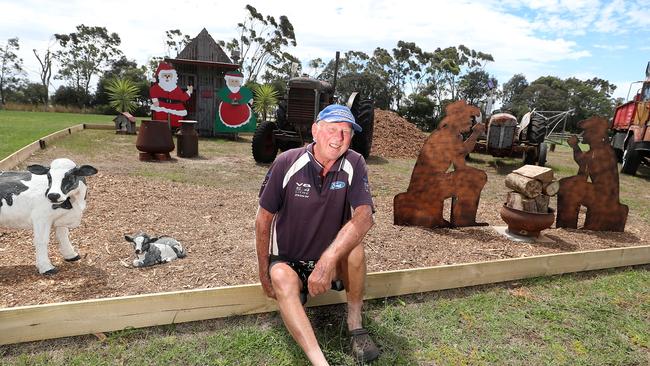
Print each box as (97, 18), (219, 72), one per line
(1, 117), (647, 308)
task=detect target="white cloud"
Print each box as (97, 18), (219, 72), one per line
(593, 44), (628, 50)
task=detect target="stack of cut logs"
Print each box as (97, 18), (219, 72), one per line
(505, 165), (559, 213)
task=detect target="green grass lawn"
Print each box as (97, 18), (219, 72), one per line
(0, 110), (113, 160)
(1, 266), (648, 365)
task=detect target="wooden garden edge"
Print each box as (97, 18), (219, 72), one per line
(1, 245), (648, 345)
(0, 123), (111, 170)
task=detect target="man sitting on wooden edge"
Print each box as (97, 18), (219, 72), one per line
(255, 104), (380, 365)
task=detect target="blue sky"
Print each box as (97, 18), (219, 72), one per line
(1, 0), (649, 101)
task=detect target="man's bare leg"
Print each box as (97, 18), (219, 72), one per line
(338, 243), (366, 330)
(270, 263), (328, 366)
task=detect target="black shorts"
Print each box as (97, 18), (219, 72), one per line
(269, 255), (316, 294)
(269, 255), (344, 305)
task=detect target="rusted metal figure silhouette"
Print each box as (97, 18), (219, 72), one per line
(394, 100), (487, 228)
(556, 116), (628, 231)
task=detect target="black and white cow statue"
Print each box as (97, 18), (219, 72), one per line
(0, 158), (98, 274)
(125, 232), (187, 267)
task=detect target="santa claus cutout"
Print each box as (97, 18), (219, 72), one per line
(215, 70), (256, 133)
(150, 62), (193, 128)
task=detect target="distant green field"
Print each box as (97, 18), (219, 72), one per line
(0, 110), (113, 160)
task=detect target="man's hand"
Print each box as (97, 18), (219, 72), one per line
(259, 268), (276, 299)
(567, 135), (579, 148)
(152, 98), (159, 107)
(472, 122), (485, 134)
(186, 85), (193, 95)
(308, 254), (336, 297)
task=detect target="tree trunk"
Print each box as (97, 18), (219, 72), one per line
(505, 173), (542, 198)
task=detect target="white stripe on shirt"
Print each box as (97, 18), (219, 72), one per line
(282, 153), (311, 189)
(342, 158), (354, 185)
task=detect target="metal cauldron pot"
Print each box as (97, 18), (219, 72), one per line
(500, 204), (555, 237)
(136, 120), (175, 161)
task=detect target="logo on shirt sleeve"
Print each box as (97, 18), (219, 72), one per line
(261, 172), (271, 189)
(330, 181), (346, 190)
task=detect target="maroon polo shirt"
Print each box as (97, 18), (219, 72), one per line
(258, 143), (374, 261)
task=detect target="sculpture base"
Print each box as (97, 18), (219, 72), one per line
(493, 226), (555, 244)
(139, 152), (172, 162)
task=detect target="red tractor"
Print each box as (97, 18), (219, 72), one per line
(610, 62), (650, 175)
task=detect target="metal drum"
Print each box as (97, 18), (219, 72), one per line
(176, 120), (199, 158)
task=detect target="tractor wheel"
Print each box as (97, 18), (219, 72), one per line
(621, 141), (640, 175)
(527, 114), (546, 144)
(275, 102), (287, 129)
(350, 99), (375, 159)
(537, 143), (548, 167)
(523, 146), (537, 165)
(252, 121), (278, 163)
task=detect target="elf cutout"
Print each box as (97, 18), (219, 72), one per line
(215, 70), (256, 132)
(150, 62), (193, 128)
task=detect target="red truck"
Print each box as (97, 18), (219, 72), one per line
(610, 62), (650, 175)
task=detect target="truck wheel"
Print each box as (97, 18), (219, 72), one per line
(621, 141), (640, 175)
(527, 114), (546, 144)
(537, 143), (548, 166)
(350, 99), (375, 159)
(252, 121), (278, 163)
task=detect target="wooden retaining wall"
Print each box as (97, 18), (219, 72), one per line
(1, 245), (649, 345)
(0, 124), (112, 170)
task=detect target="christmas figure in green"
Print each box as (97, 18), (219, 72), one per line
(216, 70), (256, 132)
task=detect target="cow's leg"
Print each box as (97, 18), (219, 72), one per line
(33, 222), (56, 274)
(55, 227), (80, 261)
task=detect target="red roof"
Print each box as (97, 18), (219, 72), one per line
(121, 112), (136, 123)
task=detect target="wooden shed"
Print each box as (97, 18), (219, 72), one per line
(166, 28), (240, 136)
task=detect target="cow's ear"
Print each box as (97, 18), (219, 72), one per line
(27, 165), (50, 175)
(125, 235), (134, 242)
(74, 165), (98, 176)
(149, 237), (159, 243)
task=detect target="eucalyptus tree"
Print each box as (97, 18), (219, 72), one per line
(223, 4), (296, 83)
(0, 37), (24, 105)
(33, 42), (54, 105)
(54, 24), (122, 107)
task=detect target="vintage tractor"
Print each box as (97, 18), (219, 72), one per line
(251, 56), (374, 164)
(474, 109), (572, 166)
(610, 62), (650, 175)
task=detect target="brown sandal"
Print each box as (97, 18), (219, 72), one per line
(349, 328), (380, 362)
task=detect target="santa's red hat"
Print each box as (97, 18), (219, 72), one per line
(154, 62), (175, 77)
(225, 70), (244, 79)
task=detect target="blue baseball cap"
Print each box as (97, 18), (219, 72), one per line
(316, 104), (362, 132)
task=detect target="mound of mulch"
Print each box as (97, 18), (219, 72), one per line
(371, 109), (427, 159)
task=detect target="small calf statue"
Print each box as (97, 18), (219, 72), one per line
(125, 232), (187, 267)
(0, 158), (98, 274)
